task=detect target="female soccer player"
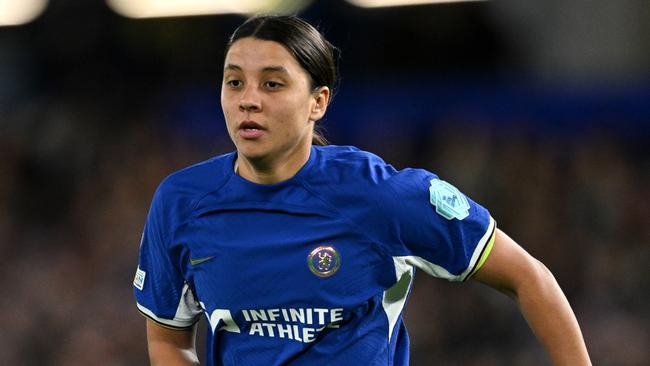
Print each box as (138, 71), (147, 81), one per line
(134, 15), (591, 365)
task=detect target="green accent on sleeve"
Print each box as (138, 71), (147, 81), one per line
(190, 256), (215, 266)
(470, 229), (496, 277)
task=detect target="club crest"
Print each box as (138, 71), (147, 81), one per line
(429, 178), (470, 220)
(307, 245), (340, 278)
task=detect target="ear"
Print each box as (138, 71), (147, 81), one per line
(309, 86), (330, 122)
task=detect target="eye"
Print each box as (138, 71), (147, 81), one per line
(264, 81), (283, 90)
(226, 79), (242, 88)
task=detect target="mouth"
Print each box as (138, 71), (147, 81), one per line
(238, 120), (265, 139)
(239, 120), (265, 131)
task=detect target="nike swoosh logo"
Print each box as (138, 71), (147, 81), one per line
(190, 256), (215, 265)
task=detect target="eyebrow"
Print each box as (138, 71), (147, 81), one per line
(224, 64), (290, 75)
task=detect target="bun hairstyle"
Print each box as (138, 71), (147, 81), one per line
(225, 15), (339, 145)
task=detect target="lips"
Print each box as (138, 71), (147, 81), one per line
(239, 120), (264, 130)
(238, 120), (265, 139)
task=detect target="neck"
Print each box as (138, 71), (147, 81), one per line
(236, 142), (312, 185)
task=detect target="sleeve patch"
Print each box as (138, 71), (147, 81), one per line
(133, 267), (146, 290)
(429, 179), (470, 220)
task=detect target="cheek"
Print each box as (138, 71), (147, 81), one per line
(276, 107), (308, 138)
(221, 97), (238, 128)
(275, 97), (312, 127)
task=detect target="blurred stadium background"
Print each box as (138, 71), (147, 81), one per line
(1, 0), (648, 364)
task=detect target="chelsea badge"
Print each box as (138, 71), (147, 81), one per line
(307, 245), (340, 278)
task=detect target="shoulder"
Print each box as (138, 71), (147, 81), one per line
(160, 153), (233, 194)
(311, 145), (437, 193)
(151, 152), (235, 216)
(312, 145), (396, 183)
(315, 145), (384, 164)
(308, 145), (438, 217)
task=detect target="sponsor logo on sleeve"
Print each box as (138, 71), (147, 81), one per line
(133, 267), (146, 290)
(429, 178), (470, 220)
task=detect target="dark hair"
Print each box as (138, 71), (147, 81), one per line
(225, 15), (339, 146)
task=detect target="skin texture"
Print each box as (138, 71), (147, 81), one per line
(146, 320), (198, 366)
(145, 37), (591, 366)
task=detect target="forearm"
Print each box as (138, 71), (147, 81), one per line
(473, 229), (591, 365)
(514, 260), (591, 365)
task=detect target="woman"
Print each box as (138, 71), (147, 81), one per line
(134, 15), (591, 365)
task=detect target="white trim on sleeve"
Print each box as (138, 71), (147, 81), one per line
(137, 283), (202, 329)
(394, 216), (496, 282)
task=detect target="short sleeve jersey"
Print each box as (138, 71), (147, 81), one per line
(134, 145), (496, 366)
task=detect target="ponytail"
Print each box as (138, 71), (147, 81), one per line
(312, 125), (329, 146)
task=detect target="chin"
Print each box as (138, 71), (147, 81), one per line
(236, 145), (271, 161)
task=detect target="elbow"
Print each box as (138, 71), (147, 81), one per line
(512, 257), (561, 303)
(532, 257), (555, 283)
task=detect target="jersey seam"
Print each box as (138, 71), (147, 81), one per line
(190, 201), (341, 217)
(295, 176), (396, 261)
(154, 157), (230, 249)
(159, 167), (234, 254)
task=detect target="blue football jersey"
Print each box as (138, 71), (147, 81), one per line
(134, 145), (496, 366)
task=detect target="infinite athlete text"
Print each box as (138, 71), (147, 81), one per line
(203, 306), (344, 343)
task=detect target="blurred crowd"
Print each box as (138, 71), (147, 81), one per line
(0, 1), (649, 363)
(0, 85), (647, 365)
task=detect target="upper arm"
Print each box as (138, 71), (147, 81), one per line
(146, 320), (199, 365)
(471, 228), (551, 298)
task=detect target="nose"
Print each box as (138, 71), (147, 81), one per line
(239, 85), (261, 112)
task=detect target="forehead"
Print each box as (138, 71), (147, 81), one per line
(224, 37), (302, 72)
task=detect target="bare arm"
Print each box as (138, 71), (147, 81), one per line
(146, 319), (200, 366)
(472, 228), (591, 365)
